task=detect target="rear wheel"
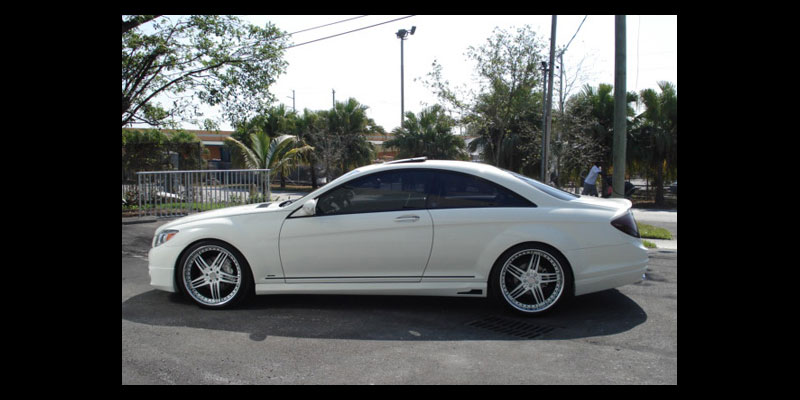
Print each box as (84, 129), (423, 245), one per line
(177, 240), (253, 309)
(490, 243), (573, 315)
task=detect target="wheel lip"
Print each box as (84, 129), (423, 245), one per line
(181, 244), (243, 307)
(498, 248), (565, 313)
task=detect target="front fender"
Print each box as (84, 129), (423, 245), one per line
(161, 212), (286, 282)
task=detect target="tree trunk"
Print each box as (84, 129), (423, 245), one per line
(310, 159), (318, 189)
(655, 161), (665, 206)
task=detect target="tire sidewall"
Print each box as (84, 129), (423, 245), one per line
(177, 240), (254, 309)
(489, 242), (574, 316)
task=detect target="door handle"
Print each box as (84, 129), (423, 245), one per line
(394, 215), (420, 222)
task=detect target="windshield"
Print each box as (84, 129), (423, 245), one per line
(504, 170), (578, 201)
(278, 168), (364, 207)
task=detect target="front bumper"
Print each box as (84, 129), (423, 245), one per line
(147, 244), (181, 293)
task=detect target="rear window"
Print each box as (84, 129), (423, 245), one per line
(506, 171), (578, 201)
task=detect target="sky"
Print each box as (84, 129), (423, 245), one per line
(158, 15), (677, 134)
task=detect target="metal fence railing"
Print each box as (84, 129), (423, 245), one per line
(124, 169), (271, 219)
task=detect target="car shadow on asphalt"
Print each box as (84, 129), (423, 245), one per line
(122, 289), (647, 342)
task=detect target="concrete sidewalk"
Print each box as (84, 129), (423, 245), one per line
(631, 208), (677, 251)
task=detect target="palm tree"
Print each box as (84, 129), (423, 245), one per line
(569, 84), (638, 193)
(327, 98), (375, 173)
(225, 130), (313, 189)
(386, 105), (467, 160)
(293, 109), (326, 189)
(632, 81), (677, 206)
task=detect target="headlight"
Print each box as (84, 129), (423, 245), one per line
(153, 229), (179, 247)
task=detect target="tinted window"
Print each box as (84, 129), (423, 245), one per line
(427, 170), (534, 209)
(505, 170), (578, 201)
(316, 170), (432, 216)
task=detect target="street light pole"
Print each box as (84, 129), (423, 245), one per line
(396, 26), (416, 129)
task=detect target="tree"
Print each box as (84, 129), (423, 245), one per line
(122, 128), (206, 179)
(225, 131), (313, 189)
(631, 81), (677, 205)
(386, 105), (466, 160)
(122, 15), (289, 128)
(565, 83), (638, 195)
(293, 109), (327, 188)
(549, 96), (607, 190)
(423, 26), (547, 171)
(327, 98), (376, 175)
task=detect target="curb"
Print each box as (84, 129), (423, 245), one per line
(122, 218), (157, 225)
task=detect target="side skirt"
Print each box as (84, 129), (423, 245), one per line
(254, 280), (487, 298)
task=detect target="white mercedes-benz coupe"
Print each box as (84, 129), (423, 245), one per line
(148, 158), (648, 315)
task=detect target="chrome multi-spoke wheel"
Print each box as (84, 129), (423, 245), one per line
(491, 243), (572, 315)
(179, 241), (252, 308)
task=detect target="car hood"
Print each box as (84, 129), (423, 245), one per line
(156, 202), (285, 231)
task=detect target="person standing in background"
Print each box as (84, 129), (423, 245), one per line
(582, 161), (602, 196)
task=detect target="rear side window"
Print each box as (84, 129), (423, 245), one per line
(505, 170), (578, 201)
(427, 170), (535, 209)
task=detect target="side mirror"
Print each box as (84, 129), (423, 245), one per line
(297, 199), (317, 216)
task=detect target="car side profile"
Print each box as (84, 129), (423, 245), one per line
(148, 158), (648, 315)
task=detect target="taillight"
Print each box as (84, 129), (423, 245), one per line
(611, 210), (640, 238)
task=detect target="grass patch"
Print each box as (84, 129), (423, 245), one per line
(642, 240), (657, 249)
(637, 222), (672, 240)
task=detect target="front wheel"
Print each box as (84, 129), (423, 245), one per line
(490, 243), (573, 316)
(177, 240), (253, 309)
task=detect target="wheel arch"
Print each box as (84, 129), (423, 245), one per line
(488, 240), (576, 300)
(173, 238), (256, 297)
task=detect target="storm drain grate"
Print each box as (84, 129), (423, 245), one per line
(467, 316), (555, 339)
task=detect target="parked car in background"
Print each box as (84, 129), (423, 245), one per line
(148, 158), (648, 315)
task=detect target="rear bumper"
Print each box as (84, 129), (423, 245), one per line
(566, 241), (649, 296)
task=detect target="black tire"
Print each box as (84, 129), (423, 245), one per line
(177, 240), (254, 309)
(489, 242), (573, 316)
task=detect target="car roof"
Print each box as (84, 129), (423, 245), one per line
(286, 158), (568, 212)
(361, 158), (501, 175)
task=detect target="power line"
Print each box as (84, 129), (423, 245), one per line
(560, 15), (587, 55)
(285, 15), (369, 37)
(281, 15), (415, 50)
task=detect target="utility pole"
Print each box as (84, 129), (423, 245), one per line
(612, 15), (627, 198)
(332, 89), (336, 108)
(540, 60), (548, 182)
(287, 90), (295, 112)
(554, 50), (565, 187)
(544, 15), (557, 185)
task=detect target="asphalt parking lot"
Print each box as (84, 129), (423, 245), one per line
(122, 218), (677, 385)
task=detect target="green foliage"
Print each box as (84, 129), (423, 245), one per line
(567, 83), (638, 165)
(630, 81), (677, 205)
(225, 132), (313, 189)
(121, 129), (206, 178)
(122, 15), (289, 128)
(386, 105), (467, 160)
(418, 24), (676, 192)
(422, 25), (547, 170)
